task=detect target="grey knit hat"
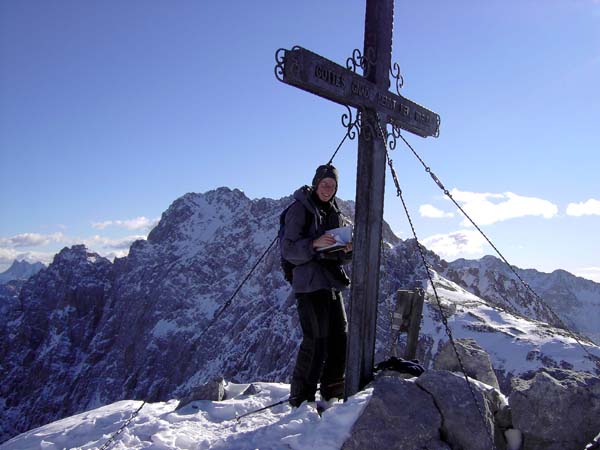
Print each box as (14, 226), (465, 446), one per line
(312, 164), (339, 189)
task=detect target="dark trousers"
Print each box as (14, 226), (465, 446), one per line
(290, 289), (348, 404)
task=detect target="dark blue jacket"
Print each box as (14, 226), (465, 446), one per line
(281, 186), (351, 294)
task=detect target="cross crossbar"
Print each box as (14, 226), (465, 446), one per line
(281, 47), (439, 138)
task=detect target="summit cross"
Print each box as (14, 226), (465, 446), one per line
(275, 0), (440, 398)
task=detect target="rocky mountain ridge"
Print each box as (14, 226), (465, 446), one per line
(441, 255), (600, 344)
(1, 187), (598, 443)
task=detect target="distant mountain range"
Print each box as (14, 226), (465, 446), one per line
(0, 260), (45, 284)
(1, 187), (598, 444)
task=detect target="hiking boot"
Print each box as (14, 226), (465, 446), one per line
(320, 379), (345, 401)
(289, 394), (315, 408)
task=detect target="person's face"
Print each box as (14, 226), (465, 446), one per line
(316, 177), (337, 202)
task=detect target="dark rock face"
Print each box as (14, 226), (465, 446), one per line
(1, 245), (113, 442)
(509, 368), (600, 450)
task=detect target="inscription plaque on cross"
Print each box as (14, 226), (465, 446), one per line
(275, 0), (440, 398)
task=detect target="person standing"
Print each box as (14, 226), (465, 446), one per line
(281, 164), (352, 407)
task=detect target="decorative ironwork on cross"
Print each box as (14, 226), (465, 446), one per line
(275, 46), (440, 139)
(274, 0), (440, 399)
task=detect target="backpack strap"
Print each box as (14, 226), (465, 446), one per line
(281, 200), (313, 235)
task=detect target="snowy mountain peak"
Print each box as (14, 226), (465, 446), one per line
(53, 244), (105, 264)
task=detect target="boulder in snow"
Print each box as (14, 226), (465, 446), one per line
(341, 373), (450, 450)
(176, 376), (225, 409)
(509, 368), (600, 450)
(416, 370), (506, 450)
(241, 383), (262, 396)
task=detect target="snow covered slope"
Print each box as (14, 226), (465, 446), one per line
(442, 255), (600, 344)
(0, 382), (372, 450)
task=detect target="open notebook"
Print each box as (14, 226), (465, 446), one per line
(316, 225), (353, 252)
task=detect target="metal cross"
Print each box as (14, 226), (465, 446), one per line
(275, 0), (440, 398)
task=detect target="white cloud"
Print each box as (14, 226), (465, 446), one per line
(421, 229), (488, 259)
(449, 189), (558, 226)
(419, 204), (454, 219)
(102, 250), (130, 261)
(0, 232), (67, 248)
(84, 235), (146, 251)
(92, 221), (113, 230)
(566, 198), (600, 216)
(92, 216), (159, 231)
(0, 230), (147, 272)
(571, 267), (600, 283)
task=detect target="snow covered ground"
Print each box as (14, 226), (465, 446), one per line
(0, 382), (373, 450)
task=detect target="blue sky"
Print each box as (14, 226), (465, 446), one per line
(1, 0), (599, 281)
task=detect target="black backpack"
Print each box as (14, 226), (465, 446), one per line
(278, 202), (312, 284)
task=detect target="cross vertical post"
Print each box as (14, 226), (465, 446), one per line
(275, 0), (439, 401)
(344, 0), (394, 399)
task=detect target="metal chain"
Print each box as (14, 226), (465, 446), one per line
(373, 114), (497, 450)
(327, 130), (349, 165)
(380, 236), (395, 358)
(397, 132), (600, 368)
(98, 400), (146, 450)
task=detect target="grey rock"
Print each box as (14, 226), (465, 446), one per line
(241, 383), (262, 396)
(434, 338), (500, 390)
(342, 373), (450, 450)
(494, 401), (512, 431)
(509, 368), (600, 450)
(177, 377), (225, 409)
(416, 370), (504, 450)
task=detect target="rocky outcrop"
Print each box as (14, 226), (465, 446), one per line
(342, 375), (449, 450)
(343, 370), (509, 450)
(509, 368), (600, 450)
(417, 370), (505, 450)
(344, 359), (600, 449)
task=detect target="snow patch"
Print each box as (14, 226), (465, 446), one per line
(1, 382), (372, 450)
